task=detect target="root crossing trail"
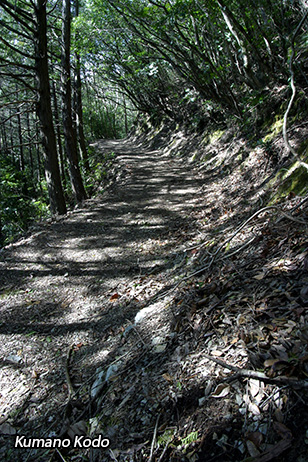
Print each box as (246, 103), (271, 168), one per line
(0, 140), (205, 458)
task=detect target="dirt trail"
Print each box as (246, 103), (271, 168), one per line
(0, 139), (206, 459)
(1, 138), (308, 462)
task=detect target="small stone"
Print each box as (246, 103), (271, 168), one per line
(153, 344), (167, 353)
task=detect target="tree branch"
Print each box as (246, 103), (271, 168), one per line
(0, 0), (35, 24)
(0, 57), (35, 72)
(0, 35), (34, 60)
(204, 353), (308, 388)
(0, 19), (32, 41)
(0, 73), (36, 92)
(0, 1), (36, 34)
(0, 99), (35, 110)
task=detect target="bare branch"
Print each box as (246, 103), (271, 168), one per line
(0, 106), (36, 125)
(0, 57), (35, 72)
(0, 73), (36, 92)
(0, 19), (33, 41)
(0, 100), (36, 110)
(4, 140), (40, 150)
(0, 0), (35, 24)
(204, 353), (308, 388)
(0, 35), (34, 60)
(0, 1), (36, 34)
(47, 0), (61, 16)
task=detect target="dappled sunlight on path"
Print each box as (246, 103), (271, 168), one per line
(0, 139), (206, 457)
(1, 138), (307, 462)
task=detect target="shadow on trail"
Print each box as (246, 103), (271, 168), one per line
(0, 137), (295, 461)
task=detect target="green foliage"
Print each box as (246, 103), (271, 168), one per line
(180, 431), (199, 449)
(0, 154), (49, 246)
(76, 0), (308, 125)
(269, 162), (308, 204)
(1, 0), (308, 245)
(82, 74), (136, 140)
(157, 428), (175, 448)
(83, 147), (116, 195)
(84, 106), (117, 140)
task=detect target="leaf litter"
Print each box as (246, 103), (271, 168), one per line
(0, 136), (308, 461)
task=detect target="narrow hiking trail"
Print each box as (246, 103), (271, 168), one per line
(0, 140), (207, 459)
(1, 138), (308, 462)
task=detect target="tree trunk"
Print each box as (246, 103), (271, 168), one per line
(51, 80), (67, 186)
(9, 109), (15, 163)
(74, 51), (90, 171)
(74, 0), (90, 171)
(17, 111), (25, 172)
(0, 118), (8, 153)
(124, 97), (128, 136)
(61, 0), (87, 203)
(0, 214), (3, 247)
(26, 112), (34, 178)
(17, 108), (28, 196)
(34, 0), (67, 215)
(35, 118), (43, 195)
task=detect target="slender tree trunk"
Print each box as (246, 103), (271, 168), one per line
(0, 215), (3, 247)
(124, 97), (128, 136)
(17, 111), (25, 172)
(51, 80), (66, 186)
(26, 112), (34, 178)
(35, 119), (43, 195)
(0, 118), (8, 153)
(74, 51), (90, 171)
(9, 110), (15, 163)
(34, 0), (67, 215)
(74, 0), (90, 171)
(17, 109), (28, 196)
(61, 0), (87, 203)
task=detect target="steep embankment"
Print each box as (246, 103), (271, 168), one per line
(0, 133), (308, 462)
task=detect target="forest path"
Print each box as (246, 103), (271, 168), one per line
(1, 138), (308, 462)
(0, 139), (207, 458)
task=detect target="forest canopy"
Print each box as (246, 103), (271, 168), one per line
(0, 0), (308, 245)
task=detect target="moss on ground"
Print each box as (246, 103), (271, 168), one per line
(269, 161), (308, 203)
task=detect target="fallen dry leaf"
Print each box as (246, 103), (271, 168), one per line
(212, 383), (230, 398)
(248, 402), (260, 416)
(162, 373), (173, 382)
(246, 439), (261, 457)
(249, 378), (261, 398)
(273, 421), (293, 440)
(246, 431), (263, 448)
(211, 350), (223, 357)
(254, 273), (265, 280)
(110, 293), (120, 301)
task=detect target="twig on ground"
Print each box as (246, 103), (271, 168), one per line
(203, 353), (308, 388)
(189, 204), (305, 266)
(209, 205), (305, 259)
(158, 441), (170, 462)
(109, 448), (119, 461)
(64, 345), (75, 403)
(125, 318), (147, 347)
(55, 449), (68, 462)
(221, 236), (257, 259)
(149, 413), (161, 462)
(290, 193), (308, 213)
(153, 198), (307, 305)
